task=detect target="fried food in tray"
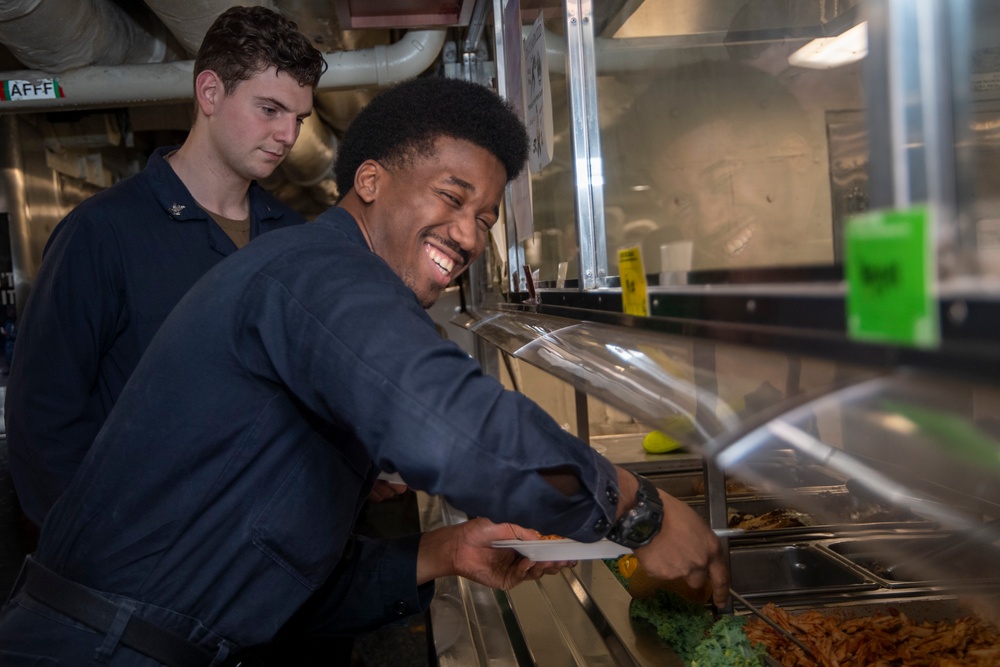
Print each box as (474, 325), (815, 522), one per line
(728, 508), (812, 531)
(724, 498), (915, 532)
(744, 602), (1000, 666)
(692, 477), (759, 497)
(679, 472), (918, 532)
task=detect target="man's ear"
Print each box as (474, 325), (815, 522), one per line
(353, 160), (382, 204)
(194, 70), (224, 117)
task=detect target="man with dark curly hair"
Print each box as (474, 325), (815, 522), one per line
(5, 6), (327, 530)
(0, 76), (726, 665)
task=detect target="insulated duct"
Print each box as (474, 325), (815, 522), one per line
(143, 0), (272, 57)
(0, 0), (173, 73)
(281, 112), (336, 187)
(316, 30), (447, 89)
(0, 29), (446, 113)
(314, 89), (373, 135)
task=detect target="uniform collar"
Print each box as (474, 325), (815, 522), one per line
(315, 206), (371, 249)
(147, 146), (283, 224)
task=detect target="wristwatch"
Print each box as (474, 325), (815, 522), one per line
(606, 473), (664, 549)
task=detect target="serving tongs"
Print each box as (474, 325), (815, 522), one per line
(722, 588), (821, 664)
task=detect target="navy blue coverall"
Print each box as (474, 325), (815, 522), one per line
(4, 146), (305, 526)
(0, 207), (620, 665)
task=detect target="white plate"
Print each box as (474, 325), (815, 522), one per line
(376, 471), (406, 485)
(491, 538), (632, 561)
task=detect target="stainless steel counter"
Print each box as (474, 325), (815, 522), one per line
(418, 485), (1000, 666)
(418, 492), (522, 666)
(418, 491), (686, 667)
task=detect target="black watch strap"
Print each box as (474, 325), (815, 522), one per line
(607, 473), (664, 549)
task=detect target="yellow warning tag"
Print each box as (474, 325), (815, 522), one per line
(618, 246), (648, 316)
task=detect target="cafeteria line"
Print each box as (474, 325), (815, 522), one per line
(2, 0), (1000, 665)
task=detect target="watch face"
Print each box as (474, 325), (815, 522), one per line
(628, 520), (658, 544)
(609, 475), (665, 548)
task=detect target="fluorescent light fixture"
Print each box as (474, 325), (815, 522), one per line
(788, 21), (868, 69)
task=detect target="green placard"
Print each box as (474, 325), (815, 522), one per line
(845, 206), (939, 348)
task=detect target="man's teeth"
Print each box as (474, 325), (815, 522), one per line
(427, 246), (455, 275)
(725, 224), (755, 256)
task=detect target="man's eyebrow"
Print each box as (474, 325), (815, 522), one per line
(443, 175), (500, 216)
(444, 175), (475, 191)
(257, 96), (312, 118)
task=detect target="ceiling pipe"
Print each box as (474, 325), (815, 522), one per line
(0, 0), (173, 73)
(0, 29), (446, 114)
(530, 27), (734, 76)
(143, 0), (272, 57)
(316, 29), (446, 89)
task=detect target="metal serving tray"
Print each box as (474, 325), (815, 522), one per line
(729, 543), (878, 599)
(743, 595), (1000, 667)
(681, 490), (927, 538)
(737, 595), (1000, 622)
(815, 533), (1000, 589)
(646, 465), (845, 500)
(640, 455), (929, 536)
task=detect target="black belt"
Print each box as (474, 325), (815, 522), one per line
(21, 558), (221, 667)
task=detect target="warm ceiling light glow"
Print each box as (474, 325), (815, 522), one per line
(788, 21), (868, 69)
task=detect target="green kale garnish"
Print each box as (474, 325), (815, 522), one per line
(629, 589), (766, 667)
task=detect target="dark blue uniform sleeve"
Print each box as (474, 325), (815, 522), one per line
(5, 211), (124, 525)
(237, 249), (619, 543)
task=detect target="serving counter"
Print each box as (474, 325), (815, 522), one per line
(416, 309), (1000, 666)
(419, 490), (686, 667)
(416, 0), (1000, 661)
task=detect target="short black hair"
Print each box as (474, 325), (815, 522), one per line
(195, 6), (327, 93)
(334, 77), (529, 198)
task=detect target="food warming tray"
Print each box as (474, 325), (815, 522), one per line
(729, 543), (878, 599)
(815, 533), (1000, 589)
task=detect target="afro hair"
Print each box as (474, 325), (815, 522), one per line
(334, 76), (529, 197)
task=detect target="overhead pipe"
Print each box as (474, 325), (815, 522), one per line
(0, 0), (174, 73)
(143, 0), (272, 57)
(315, 29), (447, 90)
(0, 29), (446, 114)
(530, 28), (734, 76)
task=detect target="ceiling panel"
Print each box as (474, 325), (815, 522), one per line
(333, 0), (476, 29)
